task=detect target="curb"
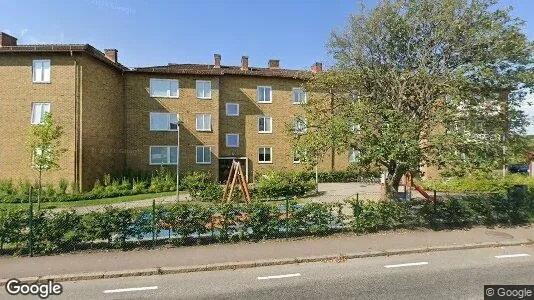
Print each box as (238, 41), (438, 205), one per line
(1, 239), (532, 286)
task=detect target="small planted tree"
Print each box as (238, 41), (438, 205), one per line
(27, 113), (66, 210)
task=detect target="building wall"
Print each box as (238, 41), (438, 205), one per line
(80, 55), (126, 190)
(219, 75), (351, 181)
(0, 53), (77, 187)
(124, 73), (220, 179)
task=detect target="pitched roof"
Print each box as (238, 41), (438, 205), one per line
(130, 63), (311, 79)
(0, 44), (128, 71)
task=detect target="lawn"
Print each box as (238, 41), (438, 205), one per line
(0, 191), (176, 210)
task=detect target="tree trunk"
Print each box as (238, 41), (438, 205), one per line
(386, 165), (406, 200)
(37, 170), (42, 212)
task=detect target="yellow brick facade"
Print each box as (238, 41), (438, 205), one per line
(0, 40), (353, 190)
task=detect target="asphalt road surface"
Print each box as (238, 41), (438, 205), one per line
(3, 245), (534, 300)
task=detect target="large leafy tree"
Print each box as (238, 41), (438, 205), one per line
(294, 0), (533, 196)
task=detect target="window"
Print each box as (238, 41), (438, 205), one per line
(149, 146), (178, 165)
(196, 146), (212, 164)
(292, 118), (307, 134)
(293, 151), (301, 164)
(257, 86), (272, 103)
(349, 123), (361, 133)
(196, 80), (211, 99)
(150, 113), (179, 131)
(33, 60), (51, 83)
(195, 114), (212, 131)
(31, 102), (51, 124)
(258, 116), (272, 133)
(349, 148), (360, 163)
(226, 133), (239, 148)
(292, 88), (307, 104)
(150, 78), (179, 97)
(258, 147), (272, 163)
(226, 103), (239, 116)
(349, 90), (360, 102)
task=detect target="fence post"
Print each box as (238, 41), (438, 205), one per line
(285, 197), (290, 237)
(28, 186), (34, 257)
(356, 193), (359, 202)
(433, 190), (437, 202)
(152, 199), (156, 248)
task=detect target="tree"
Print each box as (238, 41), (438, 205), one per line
(27, 113), (66, 210)
(294, 0), (533, 197)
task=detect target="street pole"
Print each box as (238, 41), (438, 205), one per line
(315, 163), (319, 194)
(176, 120), (180, 202)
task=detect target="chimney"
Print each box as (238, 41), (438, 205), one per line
(241, 56), (249, 71)
(214, 54), (221, 68)
(268, 59), (280, 69)
(104, 49), (118, 63)
(311, 62), (323, 73)
(0, 32), (17, 47)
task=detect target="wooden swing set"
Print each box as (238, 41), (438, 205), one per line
(222, 160), (251, 204)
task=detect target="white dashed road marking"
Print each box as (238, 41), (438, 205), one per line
(257, 273), (302, 280)
(103, 286), (158, 294)
(384, 262), (429, 268)
(495, 254), (530, 259)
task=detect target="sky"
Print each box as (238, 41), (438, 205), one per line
(1, 0), (533, 131)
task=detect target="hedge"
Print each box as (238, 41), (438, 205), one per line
(1, 190), (532, 256)
(421, 174), (534, 193)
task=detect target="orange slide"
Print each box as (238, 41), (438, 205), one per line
(406, 173), (435, 202)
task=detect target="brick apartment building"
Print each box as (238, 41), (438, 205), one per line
(0, 32), (353, 191)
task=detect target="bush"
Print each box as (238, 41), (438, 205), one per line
(421, 174), (534, 193)
(256, 171), (316, 199)
(181, 172), (222, 202)
(0, 207), (26, 251)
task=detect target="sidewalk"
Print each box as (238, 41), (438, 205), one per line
(1, 225), (533, 283)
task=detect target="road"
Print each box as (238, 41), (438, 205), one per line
(3, 245), (533, 299)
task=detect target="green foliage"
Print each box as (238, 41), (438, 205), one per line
(421, 174), (534, 193)
(296, 0), (533, 195)
(181, 172), (222, 202)
(255, 171), (316, 199)
(0, 207), (26, 251)
(58, 179), (68, 195)
(1, 192), (532, 256)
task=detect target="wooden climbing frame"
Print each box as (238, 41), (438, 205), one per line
(222, 160), (251, 204)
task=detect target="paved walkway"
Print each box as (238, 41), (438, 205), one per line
(67, 183), (383, 213)
(1, 225), (532, 280)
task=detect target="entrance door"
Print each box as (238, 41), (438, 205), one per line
(219, 158), (248, 183)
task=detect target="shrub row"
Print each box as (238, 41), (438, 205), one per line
(255, 171), (316, 199)
(351, 191), (533, 232)
(1, 191), (532, 256)
(0, 169), (216, 204)
(0, 201), (345, 255)
(421, 174), (534, 193)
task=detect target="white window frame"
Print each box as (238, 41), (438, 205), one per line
(31, 102), (51, 124)
(292, 88), (307, 104)
(257, 86), (272, 103)
(225, 103), (240, 116)
(196, 80), (212, 99)
(195, 114), (212, 132)
(293, 151), (301, 164)
(149, 78), (179, 98)
(349, 148), (360, 163)
(226, 133), (239, 148)
(293, 118), (307, 134)
(258, 147), (272, 164)
(149, 146), (178, 165)
(195, 146), (212, 164)
(258, 116), (273, 133)
(149, 112), (179, 131)
(32, 59), (51, 83)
